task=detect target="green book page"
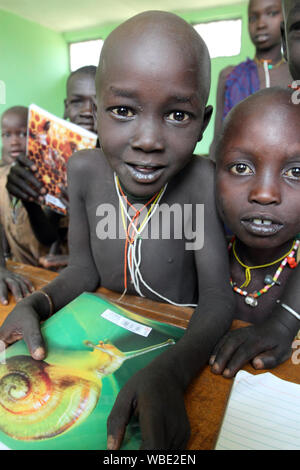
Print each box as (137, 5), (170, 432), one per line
(0, 292), (184, 450)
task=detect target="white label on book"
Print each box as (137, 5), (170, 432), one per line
(45, 194), (66, 210)
(101, 309), (152, 337)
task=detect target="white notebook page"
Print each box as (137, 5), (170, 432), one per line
(215, 370), (300, 450)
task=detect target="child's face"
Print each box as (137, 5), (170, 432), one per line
(1, 111), (27, 164)
(216, 98), (300, 251)
(282, 0), (300, 80)
(64, 72), (96, 132)
(96, 36), (211, 198)
(248, 0), (283, 50)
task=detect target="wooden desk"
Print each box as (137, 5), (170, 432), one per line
(2, 261), (300, 450)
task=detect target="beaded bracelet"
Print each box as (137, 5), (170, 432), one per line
(36, 290), (54, 318)
(277, 300), (300, 321)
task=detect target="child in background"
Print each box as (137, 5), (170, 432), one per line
(0, 11), (235, 450)
(210, 0), (291, 159)
(6, 66), (97, 269)
(210, 87), (300, 377)
(0, 106), (60, 266)
(1, 106), (27, 165)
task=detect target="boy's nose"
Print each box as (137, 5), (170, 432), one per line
(248, 176), (281, 205)
(80, 98), (94, 115)
(130, 118), (164, 153)
(256, 14), (267, 30)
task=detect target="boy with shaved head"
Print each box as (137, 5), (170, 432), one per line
(0, 12), (235, 449)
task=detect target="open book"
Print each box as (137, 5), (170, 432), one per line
(0, 292), (183, 450)
(26, 104), (98, 214)
(215, 370), (300, 450)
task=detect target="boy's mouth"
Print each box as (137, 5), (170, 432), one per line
(126, 162), (165, 183)
(255, 33), (269, 44)
(241, 217), (283, 236)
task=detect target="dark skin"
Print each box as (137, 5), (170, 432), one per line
(211, 88), (300, 377)
(210, 0), (291, 159)
(282, 0), (300, 79)
(64, 70), (96, 133)
(0, 11), (235, 450)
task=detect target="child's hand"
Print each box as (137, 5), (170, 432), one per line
(209, 317), (296, 378)
(0, 301), (45, 360)
(107, 361), (190, 450)
(6, 154), (45, 203)
(0, 267), (34, 304)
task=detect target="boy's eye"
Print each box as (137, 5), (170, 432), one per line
(229, 163), (253, 175)
(267, 10), (280, 17)
(284, 167), (300, 179)
(167, 111), (190, 122)
(110, 107), (135, 118)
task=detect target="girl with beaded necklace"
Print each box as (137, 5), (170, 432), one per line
(211, 86), (300, 378)
(210, 0), (292, 160)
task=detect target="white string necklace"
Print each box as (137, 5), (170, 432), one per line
(114, 173), (197, 308)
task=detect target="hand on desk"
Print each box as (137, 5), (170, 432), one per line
(0, 300), (45, 360)
(209, 316), (295, 378)
(107, 360), (190, 450)
(0, 267), (34, 304)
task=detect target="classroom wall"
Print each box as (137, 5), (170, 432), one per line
(63, 2), (255, 156)
(0, 9), (69, 147)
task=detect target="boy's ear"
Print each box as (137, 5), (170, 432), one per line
(63, 99), (68, 120)
(281, 21), (288, 62)
(198, 105), (213, 142)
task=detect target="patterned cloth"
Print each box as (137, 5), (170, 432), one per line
(223, 58), (260, 120)
(0, 165), (49, 265)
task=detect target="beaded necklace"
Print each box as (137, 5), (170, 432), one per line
(254, 57), (285, 88)
(228, 237), (300, 307)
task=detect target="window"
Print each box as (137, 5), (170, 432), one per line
(193, 19), (242, 59)
(69, 39), (104, 71)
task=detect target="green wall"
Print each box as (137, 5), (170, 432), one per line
(1, 2), (254, 155)
(63, 2), (254, 156)
(0, 9), (69, 147)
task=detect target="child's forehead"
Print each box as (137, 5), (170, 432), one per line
(218, 92), (300, 155)
(1, 110), (27, 129)
(67, 72), (96, 96)
(283, 0), (300, 18)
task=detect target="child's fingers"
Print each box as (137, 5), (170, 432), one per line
(16, 153), (37, 172)
(107, 385), (135, 450)
(0, 282), (9, 305)
(210, 332), (243, 374)
(252, 347), (291, 370)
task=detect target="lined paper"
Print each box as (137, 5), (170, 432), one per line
(215, 370), (300, 450)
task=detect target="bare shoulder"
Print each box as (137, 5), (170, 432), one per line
(67, 148), (106, 175)
(170, 156), (216, 202)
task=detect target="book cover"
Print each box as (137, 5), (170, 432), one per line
(0, 292), (184, 450)
(26, 104), (98, 214)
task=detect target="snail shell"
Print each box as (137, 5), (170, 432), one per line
(0, 355), (101, 441)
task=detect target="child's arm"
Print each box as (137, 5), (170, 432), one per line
(6, 154), (62, 245)
(0, 154), (100, 359)
(210, 269), (300, 378)
(107, 160), (236, 450)
(0, 222), (34, 304)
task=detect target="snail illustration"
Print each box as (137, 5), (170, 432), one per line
(0, 338), (174, 441)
